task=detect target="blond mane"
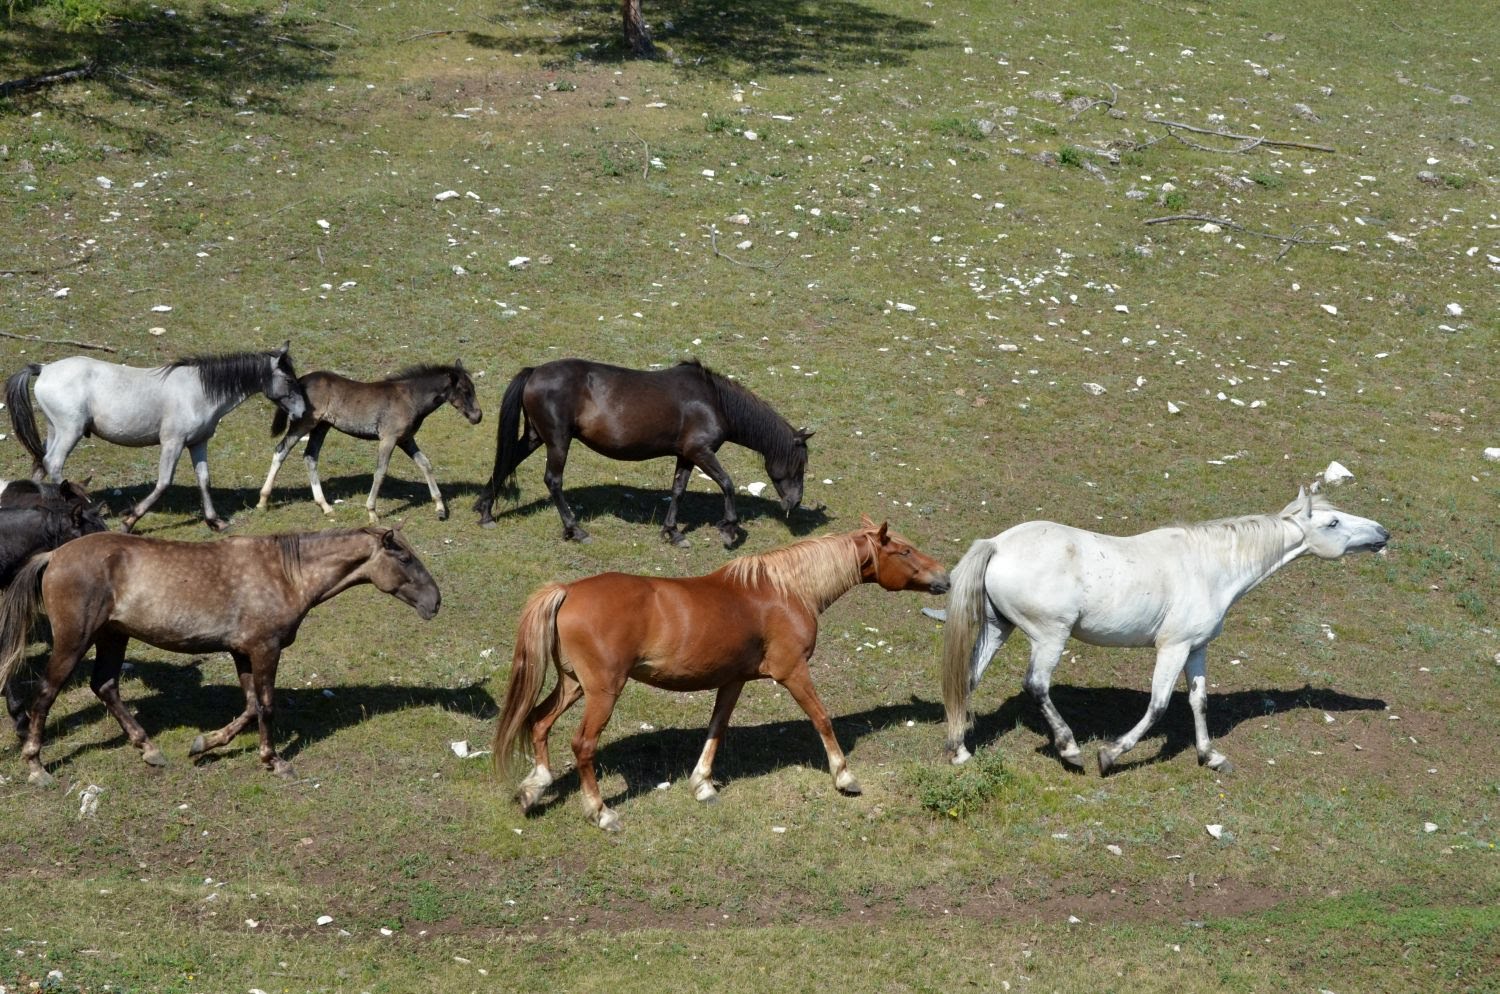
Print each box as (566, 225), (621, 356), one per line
(719, 531), (864, 613)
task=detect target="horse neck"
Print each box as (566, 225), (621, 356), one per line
(397, 368), (453, 415)
(712, 376), (793, 458)
(1191, 514), (1307, 602)
(281, 531), (375, 608)
(721, 534), (862, 614)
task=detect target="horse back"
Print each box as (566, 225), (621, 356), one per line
(529, 359), (720, 457)
(34, 357), (200, 446)
(556, 571), (793, 690)
(298, 371), (409, 437)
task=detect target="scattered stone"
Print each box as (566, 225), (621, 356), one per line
(1320, 304), (1338, 315)
(1198, 222), (1222, 234)
(508, 256), (530, 270)
(1105, 844), (1123, 856)
(1445, 302), (1463, 317)
(1483, 447), (1500, 462)
(434, 190), (459, 201)
(95, 176), (113, 189)
(77, 783), (102, 819)
(1031, 89), (1064, 104)
(1082, 382), (1106, 396)
(1416, 170), (1442, 185)
(1167, 401), (1182, 415)
(977, 119), (997, 136)
(1423, 822), (1438, 833)
(1449, 94), (1472, 105)
(1322, 460), (1354, 484)
(316, 915), (334, 926)
(1205, 824), (1225, 839)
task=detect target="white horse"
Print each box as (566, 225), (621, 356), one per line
(5, 345), (308, 532)
(941, 488), (1389, 775)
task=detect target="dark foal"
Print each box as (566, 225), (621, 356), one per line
(258, 362), (482, 522)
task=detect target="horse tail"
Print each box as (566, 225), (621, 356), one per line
(492, 582), (568, 778)
(0, 551), (50, 692)
(473, 366), (533, 518)
(941, 537), (998, 758)
(5, 364), (46, 476)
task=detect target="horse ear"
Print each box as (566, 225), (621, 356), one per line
(454, 358), (465, 370)
(274, 340), (290, 357)
(876, 521), (890, 544)
(796, 428), (815, 444)
(1296, 485), (1313, 517)
(859, 513), (875, 529)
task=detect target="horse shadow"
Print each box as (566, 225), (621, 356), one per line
(969, 682), (1389, 773)
(522, 696), (943, 815)
(7, 657), (496, 775)
(470, 481), (833, 543)
(480, 0), (942, 75)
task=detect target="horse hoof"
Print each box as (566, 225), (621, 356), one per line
(269, 759), (295, 778)
(479, 517), (497, 529)
(436, 506), (449, 522)
(596, 809), (622, 832)
(1098, 747), (1119, 776)
(188, 735), (207, 757)
(662, 528), (689, 548)
(1059, 748), (1085, 771)
(119, 517), (138, 534)
(836, 771), (862, 796)
(692, 779), (719, 802)
(206, 517), (230, 532)
(948, 744), (972, 765)
(1203, 754), (1235, 774)
(142, 745), (167, 767)
(27, 769), (55, 788)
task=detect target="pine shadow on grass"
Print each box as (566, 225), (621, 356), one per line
(969, 683), (1389, 773)
(12, 658), (495, 775)
(480, 0), (942, 75)
(1, 7), (335, 144)
(520, 696), (944, 816)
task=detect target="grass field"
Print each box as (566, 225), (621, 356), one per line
(2, 0), (1497, 991)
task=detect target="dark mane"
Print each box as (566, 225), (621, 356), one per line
(160, 350), (285, 404)
(386, 363), (460, 383)
(678, 359), (798, 463)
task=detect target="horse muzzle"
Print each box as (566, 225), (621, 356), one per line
(926, 572), (952, 596)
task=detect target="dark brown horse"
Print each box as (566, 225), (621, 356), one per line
(258, 362), (482, 522)
(0, 526), (440, 785)
(492, 516), (949, 831)
(473, 358), (812, 547)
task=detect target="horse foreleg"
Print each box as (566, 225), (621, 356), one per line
(247, 645), (292, 778)
(89, 631), (164, 768)
(188, 440), (227, 531)
(691, 449), (742, 548)
(689, 681), (744, 801)
(1185, 646), (1232, 772)
(777, 660), (859, 795)
(1022, 637), (1084, 770)
(543, 438), (589, 542)
(257, 427), (308, 510)
(365, 435), (399, 523)
(1099, 642), (1191, 776)
(571, 691), (621, 830)
(189, 652), (258, 759)
(517, 672), (583, 812)
(398, 437), (447, 520)
(660, 458), (694, 546)
(121, 438), (184, 532)
(303, 423), (335, 515)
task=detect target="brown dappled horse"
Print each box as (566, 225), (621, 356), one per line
(492, 516), (949, 831)
(258, 362), (483, 522)
(0, 527), (440, 785)
(473, 358), (812, 547)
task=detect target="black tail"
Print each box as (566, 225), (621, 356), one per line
(473, 367), (533, 520)
(271, 405), (289, 438)
(5, 364), (46, 476)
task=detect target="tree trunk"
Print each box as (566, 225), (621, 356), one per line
(621, 0), (655, 57)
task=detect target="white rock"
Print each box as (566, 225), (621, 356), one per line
(1483, 447), (1500, 462)
(508, 256), (530, 269)
(727, 213), (751, 225)
(434, 190), (460, 201)
(316, 219), (330, 231)
(1114, 304), (1130, 313)
(316, 915), (334, 925)
(894, 302), (917, 312)
(1082, 382), (1106, 396)
(96, 176), (113, 189)
(149, 327), (167, 336)
(736, 239), (753, 250)
(53, 287), (69, 298)
(1198, 223), (1222, 234)
(743, 481), (767, 497)
(1167, 401), (1182, 415)
(656, 782), (671, 790)
(1320, 304), (1338, 315)
(1105, 844), (1123, 855)
(150, 304), (173, 312)
(1067, 914), (1083, 924)
(1322, 460), (1354, 484)
(743, 130), (758, 140)
(1423, 822), (1438, 833)
(1205, 824), (1225, 839)
(1445, 302), (1463, 317)
(772, 825), (787, 834)
(77, 784), (102, 819)
(701, 169), (716, 178)
(452, 265), (468, 276)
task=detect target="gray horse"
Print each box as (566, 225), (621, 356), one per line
(6, 344), (308, 531)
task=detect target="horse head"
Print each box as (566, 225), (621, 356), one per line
(264, 342), (309, 422)
(768, 428), (813, 515)
(448, 360), (483, 425)
(1282, 487), (1390, 559)
(857, 514), (950, 594)
(365, 525), (441, 619)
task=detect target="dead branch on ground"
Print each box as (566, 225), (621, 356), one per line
(1144, 213), (1337, 256)
(0, 331), (118, 353)
(1143, 117), (1336, 154)
(1067, 83), (1119, 122)
(0, 61), (97, 99)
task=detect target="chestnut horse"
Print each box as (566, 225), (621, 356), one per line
(492, 516), (949, 831)
(473, 358), (812, 547)
(257, 362), (482, 522)
(0, 527), (440, 785)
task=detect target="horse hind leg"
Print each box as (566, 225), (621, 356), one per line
(950, 613), (1013, 765)
(189, 652), (258, 760)
(1098, 642), (1191, 776)
(571, 692), (622, 831)
(688, 681), (745, 801)
(19, 629), (94, 786)
(365, 435), (400, 523)
(517, 672), (583, 812)
(89, 631), (165, 768)
(1022, 636), (1085, 770)
(398, 437), (447, 521)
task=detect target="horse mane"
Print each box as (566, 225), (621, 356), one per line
(160, 350), (282, 404)
(719, 531), (862, 613)
(274, 528), (368, 584)
(386, 363), (460, 383)
(680, 360), (799, 463)
(1179, 497), (1330, 571)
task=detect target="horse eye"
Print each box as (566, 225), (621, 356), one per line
(1325, 517), (1340, 529)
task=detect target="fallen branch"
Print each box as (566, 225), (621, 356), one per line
(401, 29), (458, 42)
(1067, 82), (1119, 122)
(0, 331), (118, 353)
(0, 61), (97, 99)
(1143, 116), (1335, 154)
(0, 253), (93, 277)
(709, 228), (784, 271)
(629, 130), (651, 180)
(1144, 212), (1337, 253)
